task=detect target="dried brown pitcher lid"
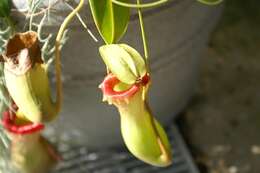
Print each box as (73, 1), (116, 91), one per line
(1, 31), (43, 75)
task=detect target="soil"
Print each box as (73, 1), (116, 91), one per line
(178, 0), (260, 173)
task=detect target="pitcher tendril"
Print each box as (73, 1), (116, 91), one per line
(137, 0), (149, 67)
(55, 0), (85, 115)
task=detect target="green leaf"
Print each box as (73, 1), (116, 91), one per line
(197, 0), (223, 5)
(89, 0), (130, 44)
(0, 0), (11, 18)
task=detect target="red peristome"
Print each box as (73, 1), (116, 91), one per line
(100, 73), (150, 100)
(1, 111), (44, 135)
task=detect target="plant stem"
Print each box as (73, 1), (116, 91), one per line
(112, 0), (168, 8)
(54, 0), (85, 114)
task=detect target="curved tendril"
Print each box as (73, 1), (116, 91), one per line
(28, 0), (42, 31)
(54, 0), (85, 114)
(28, 0), (35, 30)
(0, 26), (10, 35)
(37, 12), (50, 42)
(14, 0), (62, 18)
(197, 0), (223, 5)
(111, 0), (168, 8)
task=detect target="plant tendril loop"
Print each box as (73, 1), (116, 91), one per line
(111, 0), (168, 8)
(197, 0), (223, 5)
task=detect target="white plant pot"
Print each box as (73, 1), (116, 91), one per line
(12, 0), (222, 149)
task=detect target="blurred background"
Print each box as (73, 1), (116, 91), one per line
(178, 0), (260, 173)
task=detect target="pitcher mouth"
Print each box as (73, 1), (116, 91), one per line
(99, 73), (150, 100)
(1, 110), (44, 135)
